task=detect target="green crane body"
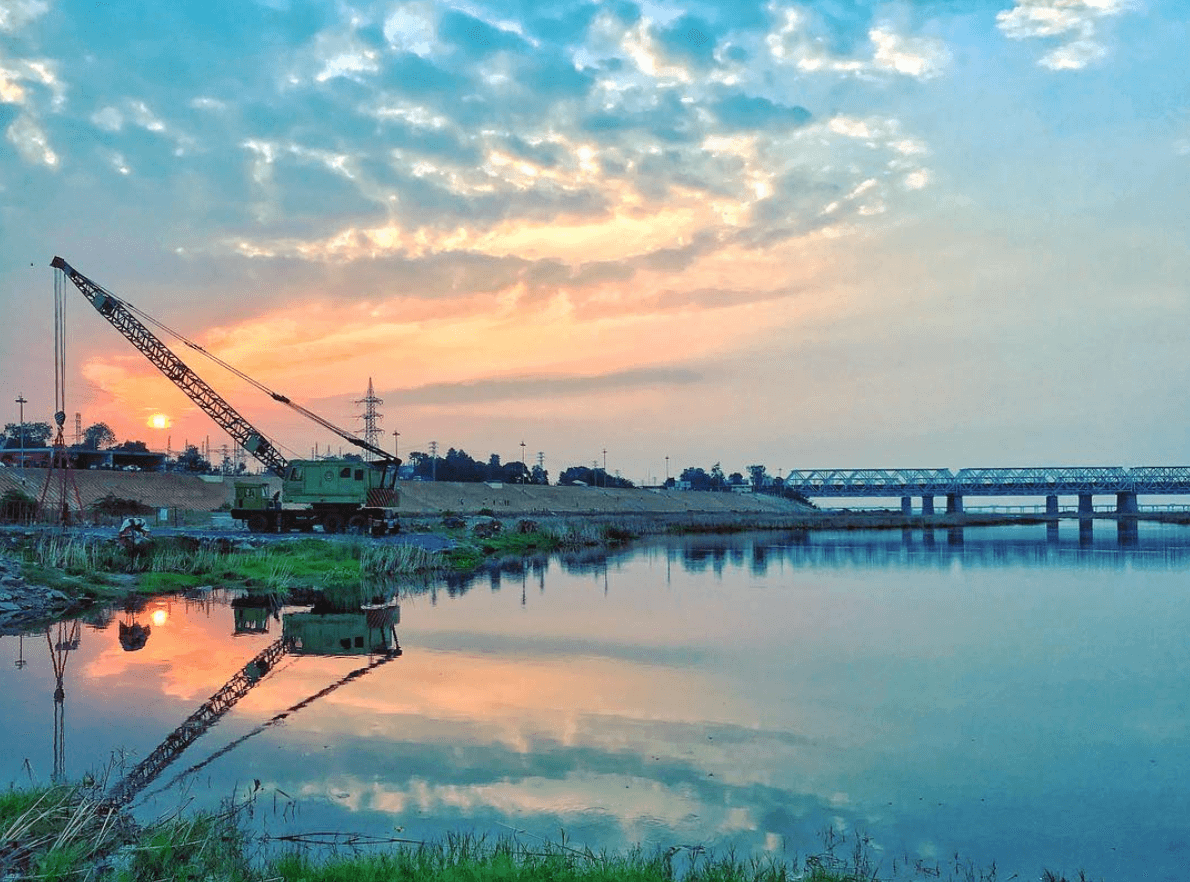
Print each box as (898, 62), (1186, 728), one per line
(52, 256), (400, 535)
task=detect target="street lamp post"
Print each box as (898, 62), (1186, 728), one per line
(15, 395), (26, 469)
(392, 430), (400, 460)
(520, 441), (526, 483)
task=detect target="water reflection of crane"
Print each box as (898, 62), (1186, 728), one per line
(46, 620), (81, 783)
(105, 598), (401, 807)
(118, 600), (152, 652)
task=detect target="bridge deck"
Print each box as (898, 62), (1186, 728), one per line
(783, 467), (1190, 497)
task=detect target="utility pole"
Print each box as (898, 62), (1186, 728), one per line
(354, 378), (384, 461)
(429, 440), (438, 481)
(14, 395), (26, 468)
(665, 455), (669, 482)
(520, 440), (526, 483)
(603, 448), (607, 487)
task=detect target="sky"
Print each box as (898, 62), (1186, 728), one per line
(1, 0), (1187, 482)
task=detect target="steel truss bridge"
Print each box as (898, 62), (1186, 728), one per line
(782, 467), (1190, 514)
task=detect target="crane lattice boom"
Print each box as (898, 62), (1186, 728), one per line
(105, 637), (291, 806)
(53, 257), (290, 476)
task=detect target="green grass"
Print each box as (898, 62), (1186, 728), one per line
(0, 784), (126, 880)
(14, 535), (447, 606)
(0, 784), (1098, 882)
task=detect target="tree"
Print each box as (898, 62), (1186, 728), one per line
(442, 448), (485, 482)
(747, 464), (769, 490)
(2, 421), (52, 449)
(82, 422), (116, 450)
(529, 464), (550, 485)
(559, 465), (595, 486)
(559, 465), (633, 488)
(174, 444), (210, 473)
(501, 460), (530, 483)
(116, 440), (150, 453)
(406, 451), (434, 480)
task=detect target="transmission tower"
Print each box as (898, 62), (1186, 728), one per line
(73, 413), (81, 446)
(354, 378), (384, 461)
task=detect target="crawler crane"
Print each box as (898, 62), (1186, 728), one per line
(51, 257), (400, 534)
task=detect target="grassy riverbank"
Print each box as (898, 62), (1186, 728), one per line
(0, 783), (1092, 882)
(1, 508), (1075, 621)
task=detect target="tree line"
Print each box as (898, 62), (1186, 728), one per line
(2, 423), (804, 498)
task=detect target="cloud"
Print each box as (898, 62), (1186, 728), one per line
(766, 9), (949, 80)
(6, 114), (57, 166)
(0, 54), (61, 109)
(383, 4), (438, 56)
(0, 0), (48, 33)
(996, 0), (1139, 70)
(869, 27), (949, 79)
(389, 367), (703, 406)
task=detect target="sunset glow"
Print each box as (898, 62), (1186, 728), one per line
(1, 1), (1186, 475)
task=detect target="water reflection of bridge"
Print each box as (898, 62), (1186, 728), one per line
(667, 525), (1190, 574)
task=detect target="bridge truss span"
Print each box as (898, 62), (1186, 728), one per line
(782, 465), (1190, 504)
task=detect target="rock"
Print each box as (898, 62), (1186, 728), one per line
(472, 519), (502, 539)
(0, 602), (20, 613)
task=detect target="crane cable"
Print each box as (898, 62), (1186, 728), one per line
(111, 295), (390, 459)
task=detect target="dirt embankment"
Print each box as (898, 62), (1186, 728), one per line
(394, 481), (813, 516)
(2, 467), (816, 517)
(0, 466), (232, 513)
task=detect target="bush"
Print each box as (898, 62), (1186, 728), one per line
(0, 488), (38, 522)
(89, 493), (153, 518)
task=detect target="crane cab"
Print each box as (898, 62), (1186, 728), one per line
(282, 458), (399, 506)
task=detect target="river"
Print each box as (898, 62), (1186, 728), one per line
(2, 521), (1188, 879)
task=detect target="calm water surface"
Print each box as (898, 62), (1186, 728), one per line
(2, 521), (1188, 879)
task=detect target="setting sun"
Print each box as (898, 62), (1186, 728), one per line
(148, 413), (170, 430)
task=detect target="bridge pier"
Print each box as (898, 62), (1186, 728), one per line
(1116, 492), (1138, 514)
(1046, 495), (1059, 516)
(921, 496), (935, 516)
(946, 494), (963, 514)
(1079, 518), (1094, 547)
(901, 496), (912, 516)
(1078, 494), (1094, 516)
